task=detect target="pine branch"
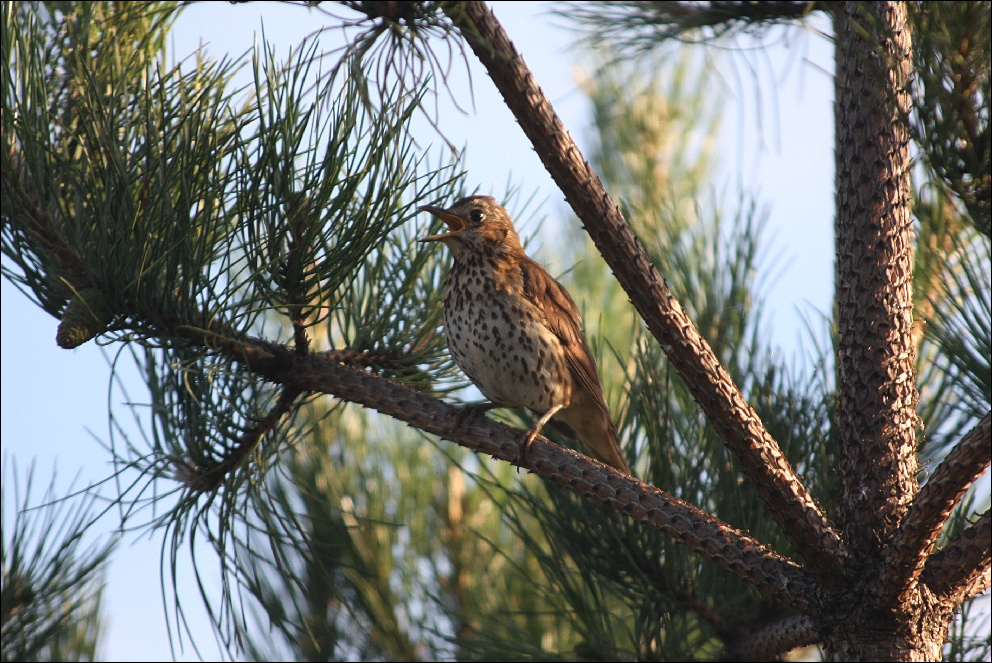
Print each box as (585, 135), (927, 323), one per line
(1, 463), (116, 661)
(5, 175), (438, 383)
(284, 192), (319, 354)
(438, 0), (847, 581)
(87, 291), (824, 612)
(907, 2), (991, 238)
(166, 325), (820, 611)
(922, 509), (992, 603)
(833, 0), (918, 553)
(2, 151), (92, 300)
(564, 0), (817, 50)
(721, 614), (818, 662)
(173, 385), (303, 493)
(883, 412), (991, 602)
(668, 584), (744, 644)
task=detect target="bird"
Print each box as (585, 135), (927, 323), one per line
(419, 195), (631, 475)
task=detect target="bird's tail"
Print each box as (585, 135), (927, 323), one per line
(551, 411), (632, 476)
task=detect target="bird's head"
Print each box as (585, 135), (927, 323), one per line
(419, 195), (523, 257)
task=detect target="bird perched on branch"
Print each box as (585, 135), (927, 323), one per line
(419, 195), (631, 475)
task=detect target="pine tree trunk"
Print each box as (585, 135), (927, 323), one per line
(828, 2), (950, 659)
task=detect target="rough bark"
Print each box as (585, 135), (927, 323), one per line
(884, 413), (991, 602)
(923, 509), (992, 603)
(722, 615), (818, 662)
(826, 3), (949, 660)
(834, 0), (918, 554)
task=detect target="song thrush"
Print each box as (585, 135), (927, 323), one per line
(419, 195), (631, 475)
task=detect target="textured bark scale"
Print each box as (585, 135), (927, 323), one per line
(828, 3), (951, 661)
(834, 0), (918, 551)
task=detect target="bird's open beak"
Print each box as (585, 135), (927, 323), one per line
(418, 205), (465, 242)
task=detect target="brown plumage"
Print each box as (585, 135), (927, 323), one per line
(419, 195), (631, 475)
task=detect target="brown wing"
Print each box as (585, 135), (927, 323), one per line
(518, 256), (631, 474)
(518, 257), (609, 412)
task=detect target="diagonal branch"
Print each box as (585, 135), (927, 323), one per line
(638, 560), (747, 643)
(174, 384), (303, 493)
(723, 614), (819, 662)
(439, 0), (848, 579)
(176, 324), (821, 611)
(921, 509), (991, 603)
(882, 413), (991, 602)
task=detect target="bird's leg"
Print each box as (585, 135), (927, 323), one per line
(517, 403), (564, 466)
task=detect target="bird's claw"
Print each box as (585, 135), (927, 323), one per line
(515, 424), (545, 471)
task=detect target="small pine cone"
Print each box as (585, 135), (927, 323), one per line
(57, 287), (113, 349)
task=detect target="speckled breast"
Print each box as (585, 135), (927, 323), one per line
(442, 258), (570, 412)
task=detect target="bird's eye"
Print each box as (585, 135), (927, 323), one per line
(470, 209), (484, 223)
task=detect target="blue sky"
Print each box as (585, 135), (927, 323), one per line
(1, 2), (836, 660)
